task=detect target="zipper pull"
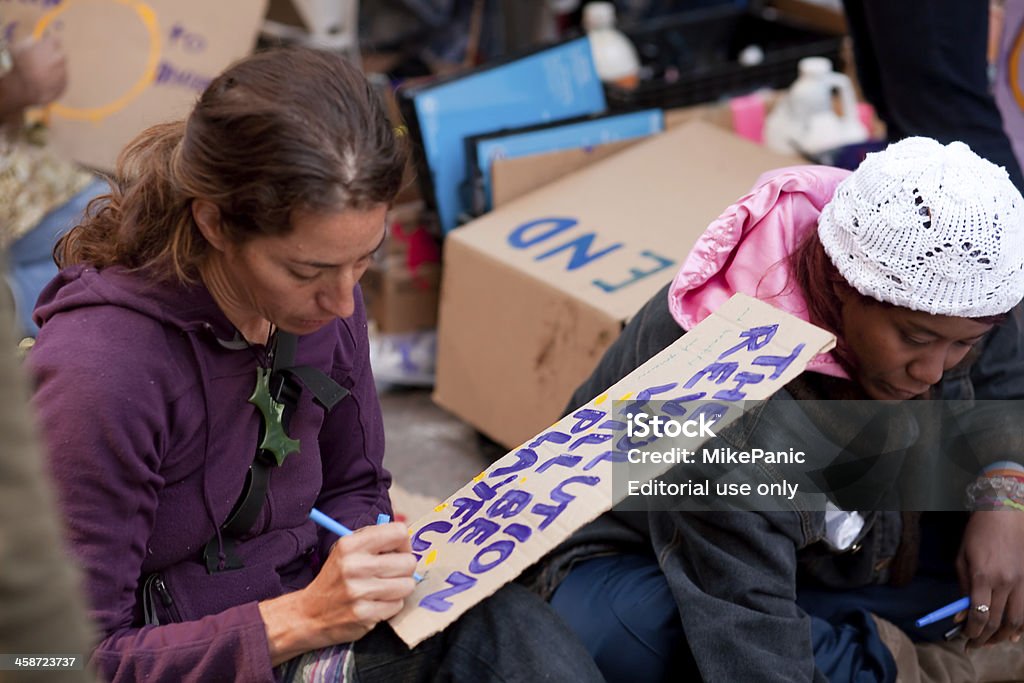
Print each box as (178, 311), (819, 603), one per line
(154, 577), (174, 608)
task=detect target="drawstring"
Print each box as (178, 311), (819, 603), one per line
(189, 326), (229, 571)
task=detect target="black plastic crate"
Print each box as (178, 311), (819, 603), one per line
(605, 5), (844, 110)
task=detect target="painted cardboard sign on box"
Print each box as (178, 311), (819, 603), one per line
(1, 0), (268, 171)
(434, 121), (802, 450)
(392, 293), (836, 647)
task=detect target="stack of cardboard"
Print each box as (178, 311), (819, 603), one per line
(434, 121), (801, 449)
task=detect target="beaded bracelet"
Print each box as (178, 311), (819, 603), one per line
(965, 475), (1024, 511)
(971, 495), (1024, 512)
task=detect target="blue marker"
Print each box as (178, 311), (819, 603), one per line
(310, 507), (355, 537)
(915, 597), (970, 628)
(309, 508), (422, 581)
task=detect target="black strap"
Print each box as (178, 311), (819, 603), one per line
(282, 366), (350, 410)
(202, 332), (348, 573)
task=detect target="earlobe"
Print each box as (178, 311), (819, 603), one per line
(192, 200), (226, 251)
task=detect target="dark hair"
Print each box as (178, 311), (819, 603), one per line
(56, 48), (408, 283)
(787, 230), (1006, 373)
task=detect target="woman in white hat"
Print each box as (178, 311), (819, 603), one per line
(541, 137), (1024, 683)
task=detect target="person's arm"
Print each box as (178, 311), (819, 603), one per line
(952, 303), (1024, 646)
(0, 35), (67, 122)
(29, 311), (277, 682)
(0, 267), (95, 682)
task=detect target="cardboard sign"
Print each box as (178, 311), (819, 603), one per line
(1, 0), (268, 171)
(391, 292), (836, 647)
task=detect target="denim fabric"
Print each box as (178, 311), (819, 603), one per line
(6, 179), (104, 335)
(798, 513), (966, 644)
(352, 584), (604, 683)
(550, 554), (697, 683)
(806, 611), (895, 683)
(552, 554), (897, 683)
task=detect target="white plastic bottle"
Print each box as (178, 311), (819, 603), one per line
(763, 56), (869, 155)
(583, 2), (640, 90)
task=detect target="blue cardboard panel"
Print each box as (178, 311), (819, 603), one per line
(407, 38), (606, 234)
(471, 109), (664, 213)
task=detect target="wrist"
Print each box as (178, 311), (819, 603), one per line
(966, 471), (1024, 511)
(258, 591), (325, 667)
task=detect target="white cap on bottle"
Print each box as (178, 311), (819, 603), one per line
(583, 2), (616, 31)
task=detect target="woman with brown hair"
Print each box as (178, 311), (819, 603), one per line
(27, 48), (603, 682)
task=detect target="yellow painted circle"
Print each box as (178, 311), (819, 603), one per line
(1011, 21), (1024, 112)
(33, 0), (162, 122)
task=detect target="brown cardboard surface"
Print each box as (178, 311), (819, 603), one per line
(435, 121), (802, 448)
(2, 0), (267, 172)
(437, 237), (621, 434)
(363, 260), (441, 334)
(363, 202), (441, 333)
(491, 102), (734, 210)
(491, 140), (636, 210)
(394, 293), (836, 646)
(663, 101), (735, 131)
(265, 0), (301, 27)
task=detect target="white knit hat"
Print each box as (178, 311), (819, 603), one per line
(817, 137), (1024, 316)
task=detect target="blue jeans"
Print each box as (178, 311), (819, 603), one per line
(6, 180), (105, 335)
(353, 583), (604, 682)
(551, 514), (964, 683)
(550, 553), (699, 682)
(551, 554), (899, 683)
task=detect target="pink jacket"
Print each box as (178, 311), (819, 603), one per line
(667, 165), (851, 378)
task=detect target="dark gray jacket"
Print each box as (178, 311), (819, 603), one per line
(0, 266), (96, 682)
(534, 283), (1024, 683)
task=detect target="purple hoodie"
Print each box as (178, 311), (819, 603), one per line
(28, 264), (392, 682)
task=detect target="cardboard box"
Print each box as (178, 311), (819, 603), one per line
(2, 0), (267, 172)
(490, 101), (735, 209)
(363, 261), (441, 334)
(491, 140), (635, 210)
(363, 203), (442, 334)
(434, 121), (801, 449)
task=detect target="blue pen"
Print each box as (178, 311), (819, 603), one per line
(310, 508), (423, 581)
(915, 597), (970, 628)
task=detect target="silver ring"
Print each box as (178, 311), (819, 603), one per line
(975, 604), (990, 614)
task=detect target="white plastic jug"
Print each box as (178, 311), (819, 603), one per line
(583, 2), (641, 90)
(764, 56), (868, 155)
